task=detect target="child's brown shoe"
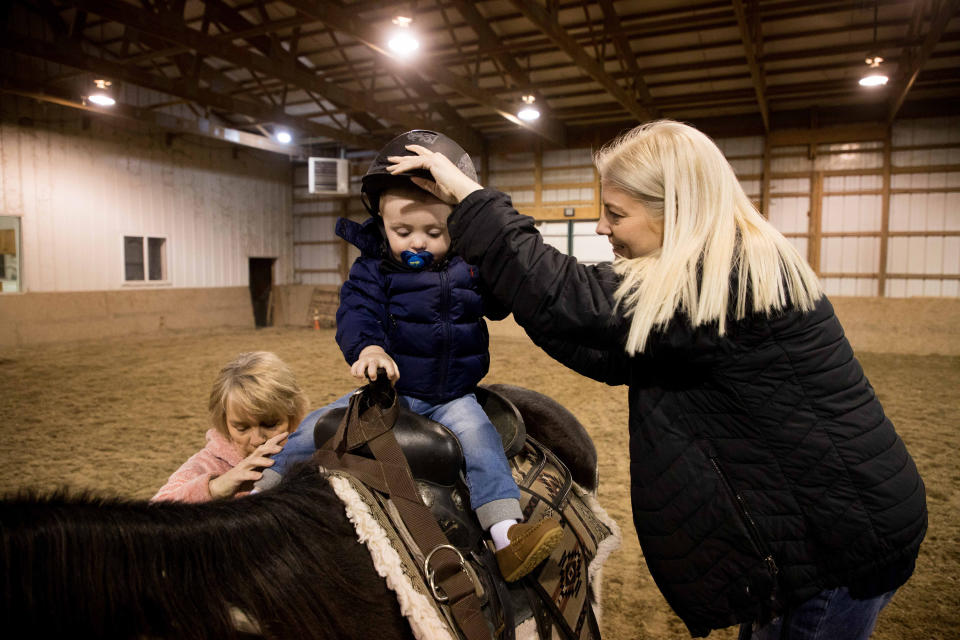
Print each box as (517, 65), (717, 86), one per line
(495, 518), (564, 582)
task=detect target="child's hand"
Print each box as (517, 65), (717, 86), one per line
(352, 346), (400, 384)
(208, 431), (287, 499)
(387, 144), (483, 205)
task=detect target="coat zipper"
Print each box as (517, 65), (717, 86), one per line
(709, 456), (779, 579)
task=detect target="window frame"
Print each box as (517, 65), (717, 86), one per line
(122, 234), (170, 287)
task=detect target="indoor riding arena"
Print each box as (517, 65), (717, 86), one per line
(2, 2), (959, 639)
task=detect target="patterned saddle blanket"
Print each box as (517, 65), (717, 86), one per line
(316, 385), (620, 640)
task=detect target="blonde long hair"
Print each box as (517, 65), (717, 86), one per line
(208, 351), (309, 436)
(595, 120), (822, 354)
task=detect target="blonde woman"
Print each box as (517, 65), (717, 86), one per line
(153, 351), (308, 502)
(387, 120), (927, 640)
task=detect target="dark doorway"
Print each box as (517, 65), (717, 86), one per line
(249, 258), (276, 328)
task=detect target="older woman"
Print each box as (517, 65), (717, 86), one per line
(387, 120), (926, 640)
(153, 351), (308, 502)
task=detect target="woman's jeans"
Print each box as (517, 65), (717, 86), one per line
(739, 587), (897, 640)
(255, 390), (523, 529)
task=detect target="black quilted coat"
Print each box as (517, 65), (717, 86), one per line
(449, 189), (927, 637)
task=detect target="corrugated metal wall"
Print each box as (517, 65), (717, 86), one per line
(292, 118), (960, 299)
(0, 96), (293, 293)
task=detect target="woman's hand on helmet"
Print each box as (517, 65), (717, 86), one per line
(387, 144), (483, 205)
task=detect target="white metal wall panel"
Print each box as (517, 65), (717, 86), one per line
(574, 223), (612, 264)
(537, 221), (569, 255)
(891, 116), (960, 146)
(542, 148), (593, 167)
(768, 196), (810, 234)
(0, 97), (293, 293)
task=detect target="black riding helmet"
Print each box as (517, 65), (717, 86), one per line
(361, 129), (478, 216)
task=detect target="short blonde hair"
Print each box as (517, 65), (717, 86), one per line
(595, 120), (822, 354)
(208, 352), (308, 435)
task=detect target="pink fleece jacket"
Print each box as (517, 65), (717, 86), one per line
(152, 429), (245, 502)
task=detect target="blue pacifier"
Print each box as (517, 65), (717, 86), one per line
(401, 250), (434, 270)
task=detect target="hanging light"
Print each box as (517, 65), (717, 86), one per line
(517, 95), (540, 122)
(87, 79), (116, 106)
(859, 56), (888, 87)
(275, 129), (293, 144)
(859, 0), (888, 88)
(387, 16), (419, 58)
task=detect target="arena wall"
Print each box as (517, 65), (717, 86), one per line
(0, 286), (252, 349)
(485, 297), (960, 357)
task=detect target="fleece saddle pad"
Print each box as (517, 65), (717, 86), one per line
(326, 433), (620, 640)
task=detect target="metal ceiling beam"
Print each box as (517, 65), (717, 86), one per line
(886, 0), (960, 123)
(597, 0), (658, 117)
(0, 77), (303, 156)
(504, 0), (653, 122)
(450, 0), (568, 142)
(280, 0), (566, 148)
(0, 31), (376, 149)
(731, 0), (770, 131)
(201, 0), (384, 136)
(63, 0), (444, 145)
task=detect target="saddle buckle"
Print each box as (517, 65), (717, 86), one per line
(424, 544), (480, 603)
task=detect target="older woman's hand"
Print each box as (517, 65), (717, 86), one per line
(208, 431), (288, 499)
(387, 144), (484, 205)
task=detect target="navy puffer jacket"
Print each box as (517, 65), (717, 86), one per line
(449, 189), (927, 637)
(335, 217), (506, 404)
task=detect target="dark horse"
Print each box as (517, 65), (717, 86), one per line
(0, 385), (599, 640)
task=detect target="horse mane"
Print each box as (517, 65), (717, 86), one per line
(0, 463), (415, 640)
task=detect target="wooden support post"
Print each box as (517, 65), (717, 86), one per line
(808, 171), (823, 276)
(761, 135), (771, 218)
(339, 198), (350, 283)
(878, 130), (892, 297)
(534, 142), (543, 218)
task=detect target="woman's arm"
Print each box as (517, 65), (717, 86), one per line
(450, 189), (623, 347)
(525, 326), (632, 386)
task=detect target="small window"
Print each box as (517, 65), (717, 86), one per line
(124, 235), (167, 282)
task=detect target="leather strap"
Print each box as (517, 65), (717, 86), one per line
(316, 380), (492, 640)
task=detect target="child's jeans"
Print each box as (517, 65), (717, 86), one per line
(738, 586), (897, 640)
(402, 393), (522, 529)
(256, 390), (523, 529)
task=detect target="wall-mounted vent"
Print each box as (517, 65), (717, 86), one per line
(308, 157), (350, 195)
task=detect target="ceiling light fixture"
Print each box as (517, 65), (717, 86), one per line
(859, 56), (888, 87)
(517, 94), (540, 122)
(275, 130), (293, 144)
(859, 0), (888, 88)
(87, 79), (116, 106)
(387, 16), (419, 58)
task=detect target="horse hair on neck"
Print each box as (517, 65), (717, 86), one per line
(0, 463), (415, 640)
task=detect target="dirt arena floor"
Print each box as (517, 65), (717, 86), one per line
(1, 325), (957, 639)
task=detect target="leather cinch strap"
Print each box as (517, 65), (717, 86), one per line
(315, 381), (492, 640)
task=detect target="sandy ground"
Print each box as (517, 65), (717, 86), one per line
(1, 326), (957, 639)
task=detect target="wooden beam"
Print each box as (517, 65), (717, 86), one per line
(1, 31), (373, 149)
(878, 131), (892, 296)
(280, 0), (564, 148)
(450, 0), (568, 144)
(808, 171), (823, 275)
(886, 0), (960, 123)
(64, 0), (440, 144)
(504, 0), (653, 122)
(203, 0), (385, 135)
(731, 0), (769, 131)
(768, 124), (888, 146)
(0, 78), (302, 156)
(596, 0), (659, 117)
